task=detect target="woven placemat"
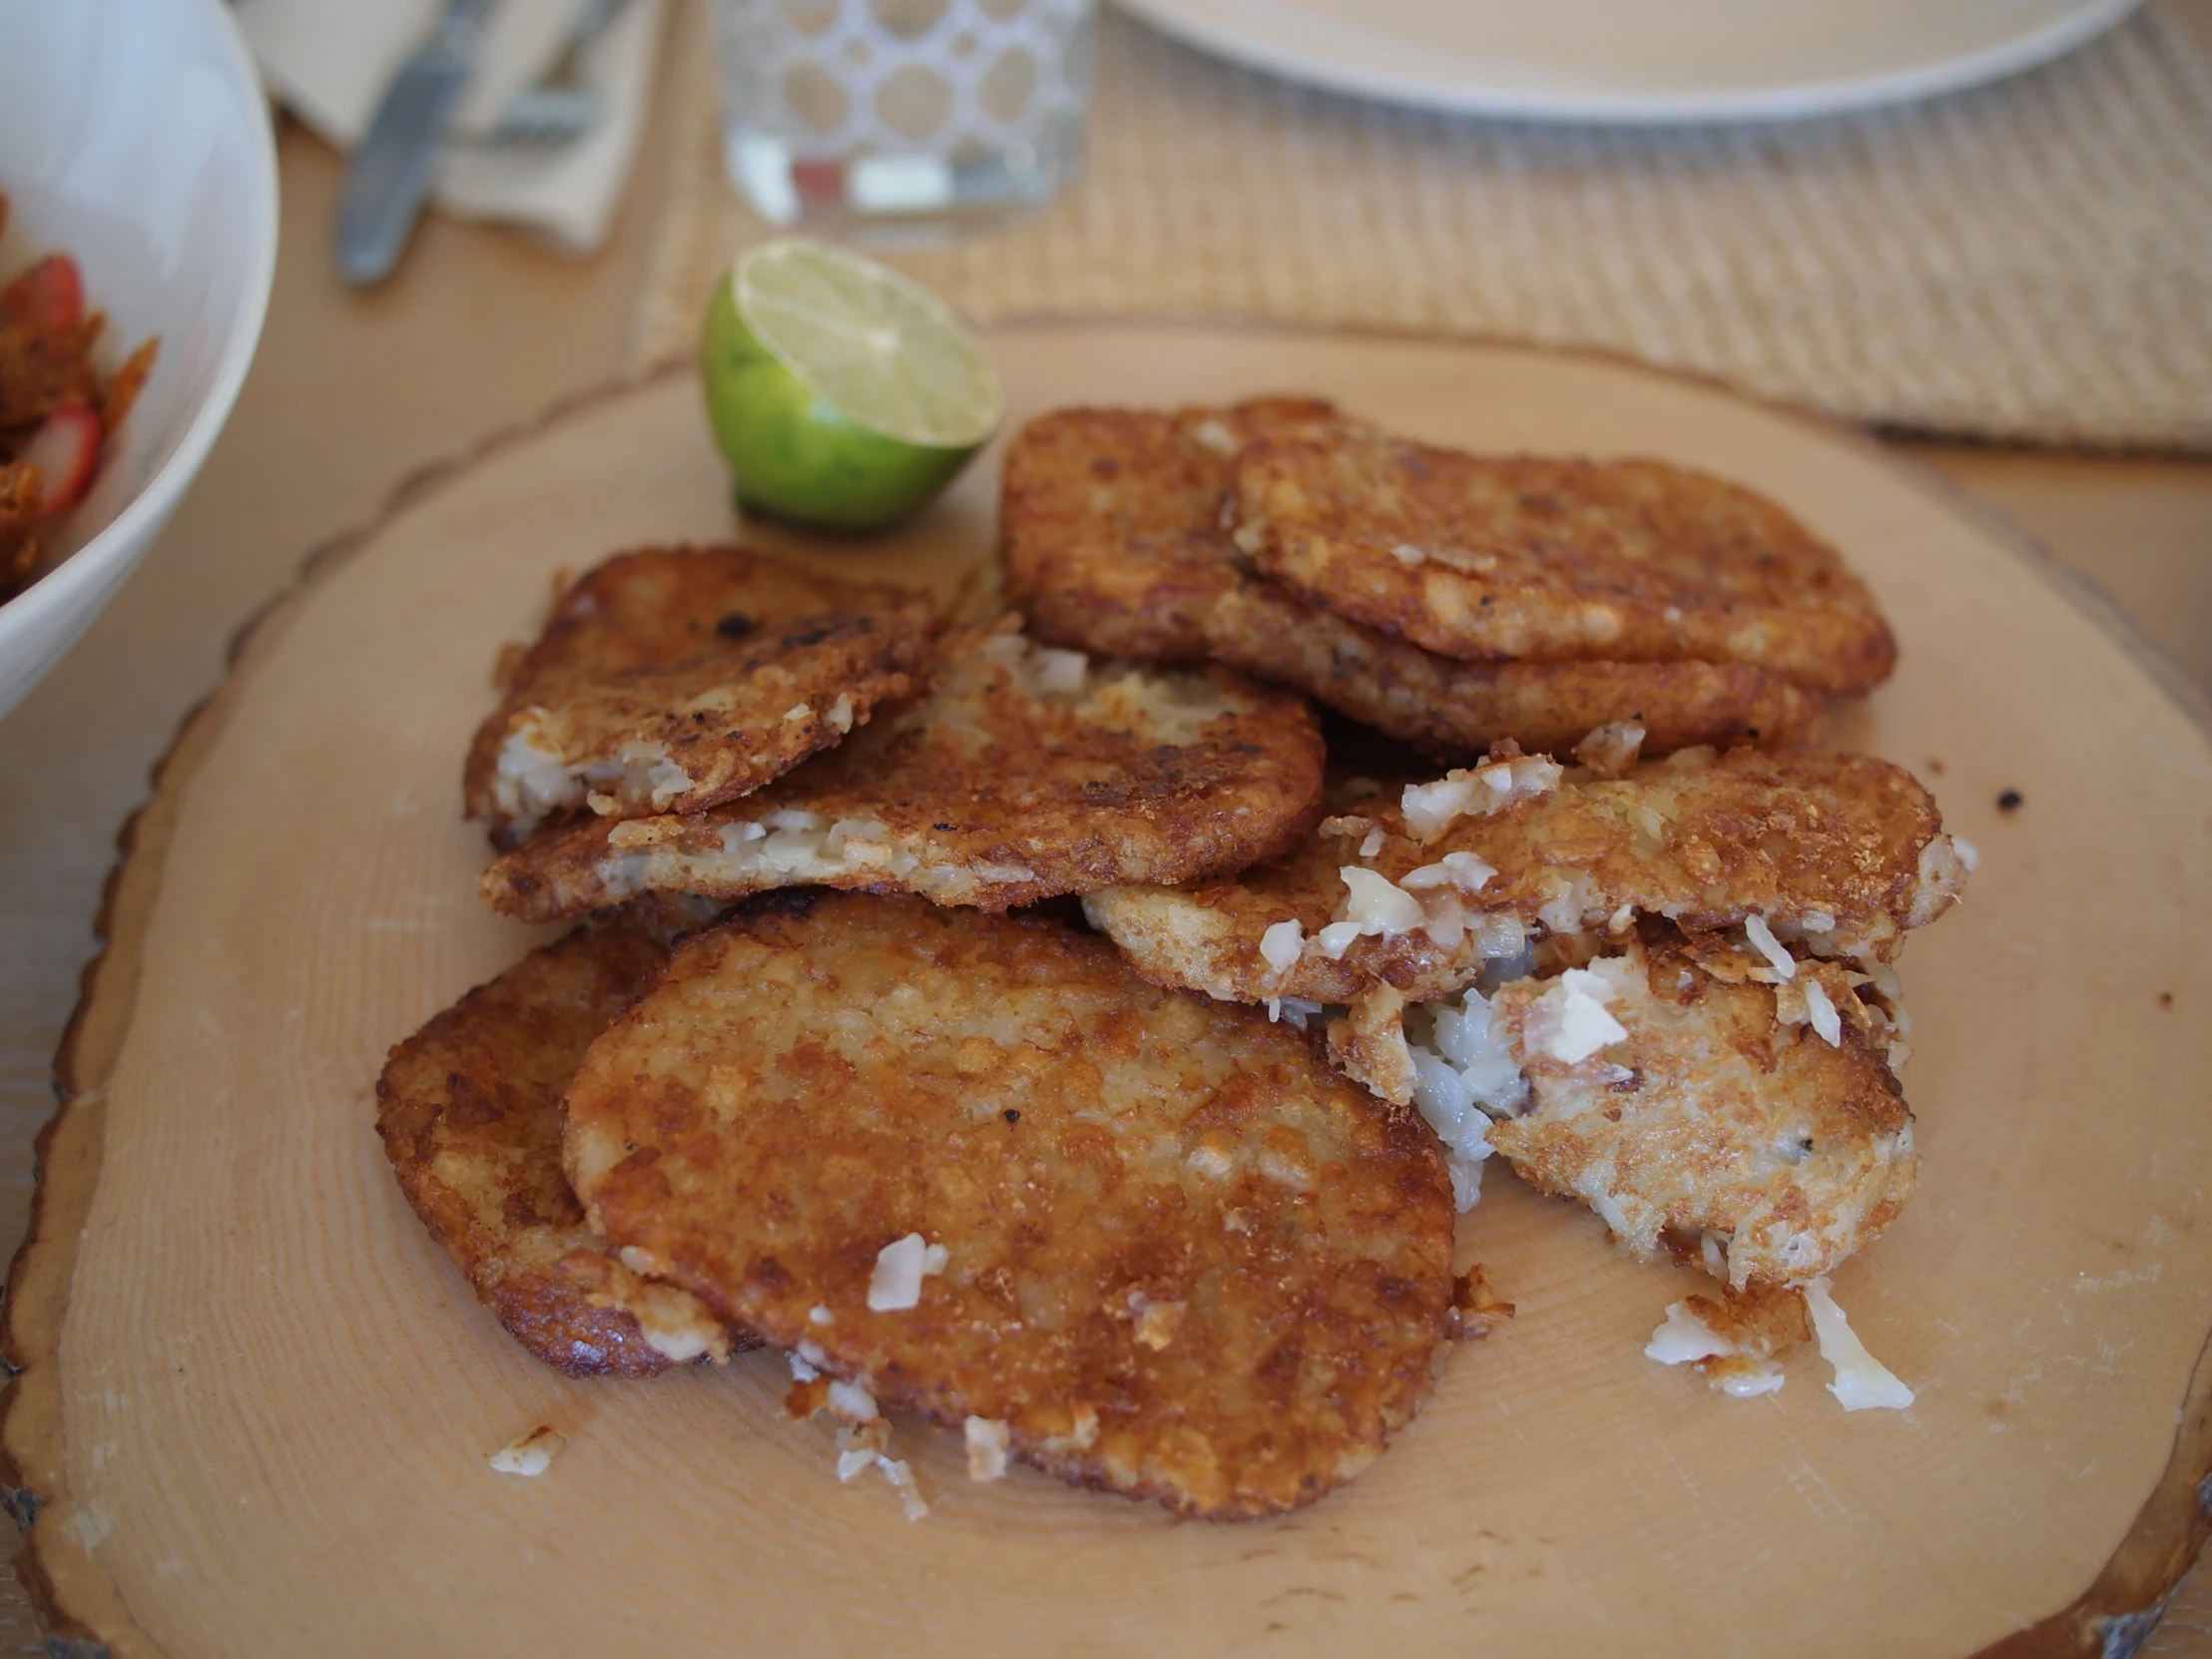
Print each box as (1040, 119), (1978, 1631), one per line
(636, 0), (2212, 451)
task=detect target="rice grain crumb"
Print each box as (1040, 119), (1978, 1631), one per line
(488, 1425), (566, 1476)
(965, 1415), (1012, 1481)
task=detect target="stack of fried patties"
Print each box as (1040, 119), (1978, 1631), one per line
(1004, 398), (1894, 760)
(1008, 401), (1969, 1398)
(374, 403), (1970, 1525)
(380, 545), (1477, 1520)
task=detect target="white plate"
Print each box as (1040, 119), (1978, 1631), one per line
(1112, 0), (2143, 122)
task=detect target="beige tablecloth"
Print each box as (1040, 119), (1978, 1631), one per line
(639, 0), (2212, 451)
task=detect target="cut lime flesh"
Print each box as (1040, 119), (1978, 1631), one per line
(738, 239), (1001, 449)
(700, 238), (999, 531)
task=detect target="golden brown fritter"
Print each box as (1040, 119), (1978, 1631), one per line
(1230, 433), (1897, 695)
(1084, 746), (1968, 1006)
(374, 898), (741, 1378)
(1002, 403), (1833, 762)
(1000, 398), (1349, 661)
(482, 625), (1326, 924)
(561, 892), (1459, 1519)
(1207, 581), (1827, 761)
(1484, 931), (1918, 1290)
(462, 546), (936, 845)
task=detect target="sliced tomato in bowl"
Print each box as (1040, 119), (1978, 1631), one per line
(0, 253), (86, 333)
(16, 406), (103, 517)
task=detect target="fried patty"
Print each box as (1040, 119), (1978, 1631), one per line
(1230, 433), (1897, 695)
(561, 892), (1458, 1519)
(1483, 930), (1918, 1290)
(482, 626), (1326, 924)
(1084, 746), (1968, 1007)
(1001, 398), (1349, 661)
(462, 546), (936, 844)
(1207, 581), (1827, 761)
(1002, 404), (1832, 761)
(374, 898), (738, 1377)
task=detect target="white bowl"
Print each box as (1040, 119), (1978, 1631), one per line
(0, 0), (278, 722)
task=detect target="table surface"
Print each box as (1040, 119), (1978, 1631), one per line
(2, 75), (2208, 1659)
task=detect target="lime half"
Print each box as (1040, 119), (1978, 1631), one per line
(701, 239), (1002, 531)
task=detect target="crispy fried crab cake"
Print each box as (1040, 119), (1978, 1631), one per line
(1207, 581), (1827, 761)
(373, 897), (741, 1377)
(463, 545), (936, 845)
(1230, 432), (1897, 696)
(1002, 403), (1829, 761)
(1000, 398), (1350, 661)
(561, 892), (1461, 1519)
(482, 625), (1326, 924)
(1477, 931), (1917, 1290)
(1084, 743), (1969, 1008)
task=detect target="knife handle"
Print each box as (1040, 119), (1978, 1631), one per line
(334, 0), (495, 286)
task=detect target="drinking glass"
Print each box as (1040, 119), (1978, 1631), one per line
(712, 0), (1096, 242)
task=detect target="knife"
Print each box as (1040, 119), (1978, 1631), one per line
(335, 0), (498, 286)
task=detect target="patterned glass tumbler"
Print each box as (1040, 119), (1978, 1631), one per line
(713, 0), (1097, 241)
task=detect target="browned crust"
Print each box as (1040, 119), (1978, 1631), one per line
(1000, 398), (1348, 660)
(373, 897), (741, 1377)
(1208, 580), (1829, 761)
(1328, 985), (1416, 1106)
(1088, 748), (1953, 1006)
(460, 544), (936, 842)
(563, 893), (1457, 1520)
(482, 632), (1328, 924)
(1231, 432), (1898, 695)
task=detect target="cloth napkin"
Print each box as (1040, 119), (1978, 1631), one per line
(234, 0), (666, 255)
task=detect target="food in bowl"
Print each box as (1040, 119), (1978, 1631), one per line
(0, 194), (158, 602)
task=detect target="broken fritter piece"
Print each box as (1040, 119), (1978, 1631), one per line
(1644, 1281), (1814, 1397)
(1206, 581), (1828, 761)
(374, 897), (742, 1377)
(482, 624), (1326, 924)
(561, 892), (1459, 1519)
(1230, 432), (1897, 695)
(1085, 745), (1969, 1008)
(1479, 930), (1918, 1291)
(462, 545), (936, 844)
(1000, 398), (1350, 661)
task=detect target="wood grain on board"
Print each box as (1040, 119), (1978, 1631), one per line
(3, 329), (2208, 1658)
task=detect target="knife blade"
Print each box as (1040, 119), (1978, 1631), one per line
(335, 0), (497, 286)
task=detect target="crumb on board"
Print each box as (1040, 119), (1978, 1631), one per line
(965, 1415), (1012, 1482)
(1448, 1265), (1514, 1339)
(488, 1425), (567, 1476)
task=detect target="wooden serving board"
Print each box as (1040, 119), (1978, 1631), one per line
(5, 326), (2209, 1659)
